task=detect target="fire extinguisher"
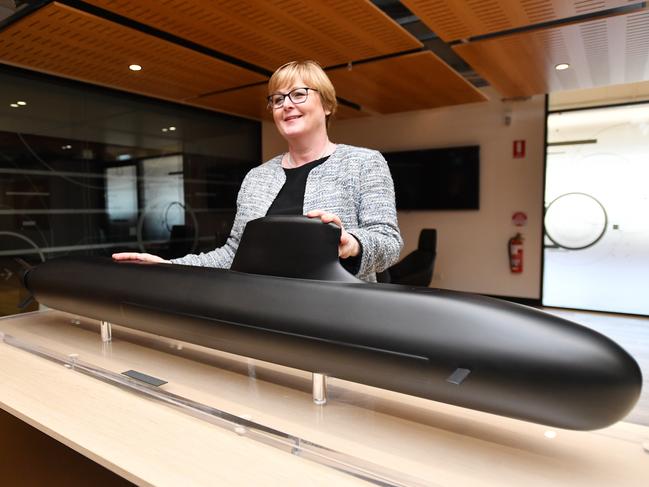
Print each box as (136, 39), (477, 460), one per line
(508, 233), (524, 273)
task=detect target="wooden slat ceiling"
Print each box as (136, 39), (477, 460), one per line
(0, 2), (495, 121)
(326, 51), (487, 114)
(402, 0), (639, 42)
(0, 3), (265, 105)
(83, 0), (422, 70)
(454, 9), (649, 97)
(191, 84), (368, 122)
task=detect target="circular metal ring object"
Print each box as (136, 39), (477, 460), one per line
(544, 192), (608, 251)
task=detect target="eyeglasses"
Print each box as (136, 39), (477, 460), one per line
(267, 87), (317, 109)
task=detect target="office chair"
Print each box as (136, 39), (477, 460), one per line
(377, 229), (437, 286)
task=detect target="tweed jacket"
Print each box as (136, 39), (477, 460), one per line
(171, 144), (403, 281)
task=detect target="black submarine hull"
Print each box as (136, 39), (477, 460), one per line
(23, 255), (641, 430)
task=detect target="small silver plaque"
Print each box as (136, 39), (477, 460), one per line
(122, 369), (167, 387)
(446, 368), (471, 385)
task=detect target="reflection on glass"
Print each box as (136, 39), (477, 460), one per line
(141, 155), (185, 244)
(0, 66), (260, 317)
(543, 103), (649, 315)
(106, 165), (137, 223)
(544, 192), (607, 250)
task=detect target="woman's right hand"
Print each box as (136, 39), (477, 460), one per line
(112, 252), (170, 264)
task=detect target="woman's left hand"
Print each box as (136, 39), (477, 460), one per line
(306, 210), (360, 258)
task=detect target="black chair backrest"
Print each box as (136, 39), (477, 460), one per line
(380, 228), (437, 286)
(418, 229), (437, 254)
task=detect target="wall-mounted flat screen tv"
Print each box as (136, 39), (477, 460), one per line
(383, 145), (480, 210)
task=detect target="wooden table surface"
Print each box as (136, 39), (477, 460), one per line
(0, 310), (648, 486)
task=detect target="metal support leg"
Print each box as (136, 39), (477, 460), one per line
(312, 373), (327, 405)
(100, 320), (112, 342)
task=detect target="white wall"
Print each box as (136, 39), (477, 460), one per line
(262, 88), (546, 298)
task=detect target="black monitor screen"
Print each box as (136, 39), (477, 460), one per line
(384, 145), (480, 210)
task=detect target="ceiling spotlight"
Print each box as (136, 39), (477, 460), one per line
(168, 126), (176, 131)
(10, 103), (19, 108)
(129, 64), (142, 71)
(61, 145), (72, 150)
(162, 127), (169, 132)
(555, 63), (570, 71)
(16, 101), (26, 106)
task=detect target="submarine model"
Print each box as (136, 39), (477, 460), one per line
(22, 216), (642, 430)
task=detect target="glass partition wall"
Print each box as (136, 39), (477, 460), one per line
(0, 66), (260, 317)
(543, 102), (649, 315)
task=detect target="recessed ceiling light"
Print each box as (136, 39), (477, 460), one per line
(168, 126), (176, 131)
(129, 64), (142, 71)
(161, 127), (168, 132)
(555, 63), (570, 71)
(10, 103), (19, 108)
(61, 145), (72, 150)
(16, 101), (27, 106)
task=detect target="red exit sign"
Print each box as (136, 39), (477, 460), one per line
(513, 140), (526, 158)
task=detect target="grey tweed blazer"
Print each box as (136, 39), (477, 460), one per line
(171, 144), (403, 282)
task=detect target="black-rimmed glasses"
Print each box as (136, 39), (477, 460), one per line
(267, 87), (318, 109)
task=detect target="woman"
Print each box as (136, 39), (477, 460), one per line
(114, 60), (402, 282)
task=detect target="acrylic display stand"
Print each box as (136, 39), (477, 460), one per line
(1, 309), (648, 486)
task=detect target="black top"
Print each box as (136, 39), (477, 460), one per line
(266, 156), (329, 215)
(266, 155), (362, 275)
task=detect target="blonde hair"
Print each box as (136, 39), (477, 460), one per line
(268, 60), (337, 126)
